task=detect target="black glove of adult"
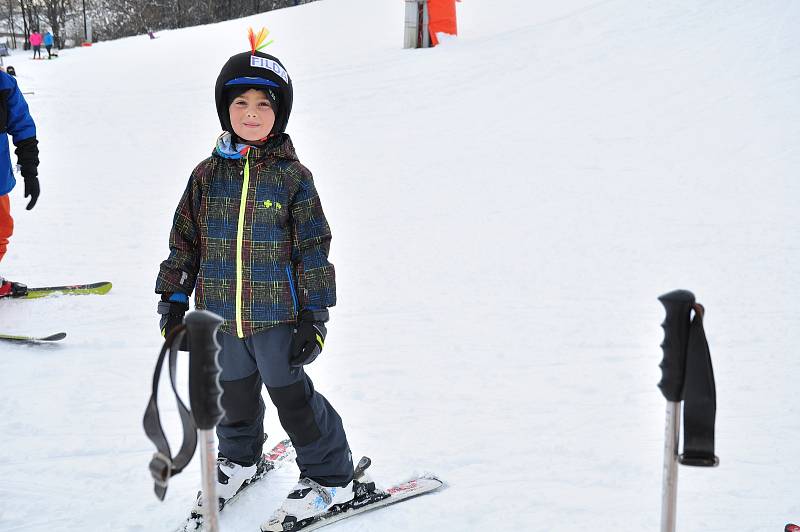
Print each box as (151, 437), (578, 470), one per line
(15, 137), (39, 210)
(23, 176), (39, 210)
(157, 294), (189, 350)
(289, 309), (329, 367)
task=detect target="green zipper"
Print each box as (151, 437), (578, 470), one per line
(235, 155), (250, 338)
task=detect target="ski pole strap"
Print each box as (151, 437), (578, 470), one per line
(142, 325), (198, 500)
(679, 304), (718, 467)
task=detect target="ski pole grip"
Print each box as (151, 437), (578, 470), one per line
(185, 310), (225, 430)
(657, 289), (695, 402)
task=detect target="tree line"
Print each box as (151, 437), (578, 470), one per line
(2, 0), (317, 48)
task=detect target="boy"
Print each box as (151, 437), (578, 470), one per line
(155, 32), (356, 529)
(0, 68), (40, 298)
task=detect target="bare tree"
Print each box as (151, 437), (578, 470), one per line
(41, 0), (71, 48)
(6, 0), (18, 48)
(18, 0), (29, 47)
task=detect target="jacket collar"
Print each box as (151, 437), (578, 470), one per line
(214, 131), (298, 162)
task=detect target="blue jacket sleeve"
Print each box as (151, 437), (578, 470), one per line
(5, 76), (36, 144)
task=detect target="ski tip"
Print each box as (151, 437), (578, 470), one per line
(406, 472), (446, 486)
(383, 474), (447, 497)
(417, 474), (447, 491)
(76, 281), (112, 294)
(95, 281), (113, 294)
(23, 281), (113, 299)
(0, 331), (67, 343)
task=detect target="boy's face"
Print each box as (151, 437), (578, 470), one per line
(228, 89), (276, 141)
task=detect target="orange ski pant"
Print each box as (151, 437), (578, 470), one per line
(0, 195), (12, 263)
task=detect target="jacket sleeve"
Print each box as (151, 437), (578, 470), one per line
(291, 167), (336, 310)
(5, 76), (36, 142)
(14, 138), (38, 179)
(5, 76), (38, 178)
(155, 170), (203, 296)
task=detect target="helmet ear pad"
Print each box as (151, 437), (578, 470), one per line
(215, 51), (293, 135)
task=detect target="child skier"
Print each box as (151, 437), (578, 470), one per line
(0, 69), (40, 298)
(155, 29), (356, 529)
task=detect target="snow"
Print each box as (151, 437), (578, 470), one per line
(0, 0), (798, 530)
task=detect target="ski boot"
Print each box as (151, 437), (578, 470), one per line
(193, 456), (259, 513)
(0, 278), (27, 298)
(261, 456), (378, 531)
(261, 477), (353, 531)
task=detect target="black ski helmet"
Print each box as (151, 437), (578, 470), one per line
(215, 50), (293, 136)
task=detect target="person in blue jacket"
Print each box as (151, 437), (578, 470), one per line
(43, 31), (55, 59)
(0, 70), (40, 298)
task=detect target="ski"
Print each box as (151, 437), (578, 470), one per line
(261, 457), (445, 532)
(5, 281), (113, 299)
(0, 332), (66, 343)
(176, 438), (296, 532)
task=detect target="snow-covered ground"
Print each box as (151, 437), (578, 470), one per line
(0, 0), (798, 530)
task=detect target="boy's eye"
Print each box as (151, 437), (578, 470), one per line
(259, 102), (271, 108)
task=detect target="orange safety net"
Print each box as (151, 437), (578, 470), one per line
(427, 0), (458, 46)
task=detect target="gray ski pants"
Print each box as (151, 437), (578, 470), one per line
(216, 324), (353, 486)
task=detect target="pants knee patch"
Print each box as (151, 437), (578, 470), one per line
(267, 381), (321, 447)
(221, 371), (263, 425)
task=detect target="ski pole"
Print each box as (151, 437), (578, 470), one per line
(657, 290), (695, 532)
(661, 399), (681, 532)
(185, 310), (225, 532)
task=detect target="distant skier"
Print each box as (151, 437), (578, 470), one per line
(43, 31), (54, 59)
(0, 69), (40, 297)
(29, 30), (42, 59)
(155, 28), (359, 530)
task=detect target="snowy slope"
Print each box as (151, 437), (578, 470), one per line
(1, 0), (798, 530)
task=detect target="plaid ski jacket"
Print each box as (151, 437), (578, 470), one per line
(156, 133), (336, 337)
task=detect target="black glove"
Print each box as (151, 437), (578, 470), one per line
(15, 137), (39, 210)
(158, 294), (189, 350)
(289, 309), (329, 367)
(23, 175), (39, 210)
